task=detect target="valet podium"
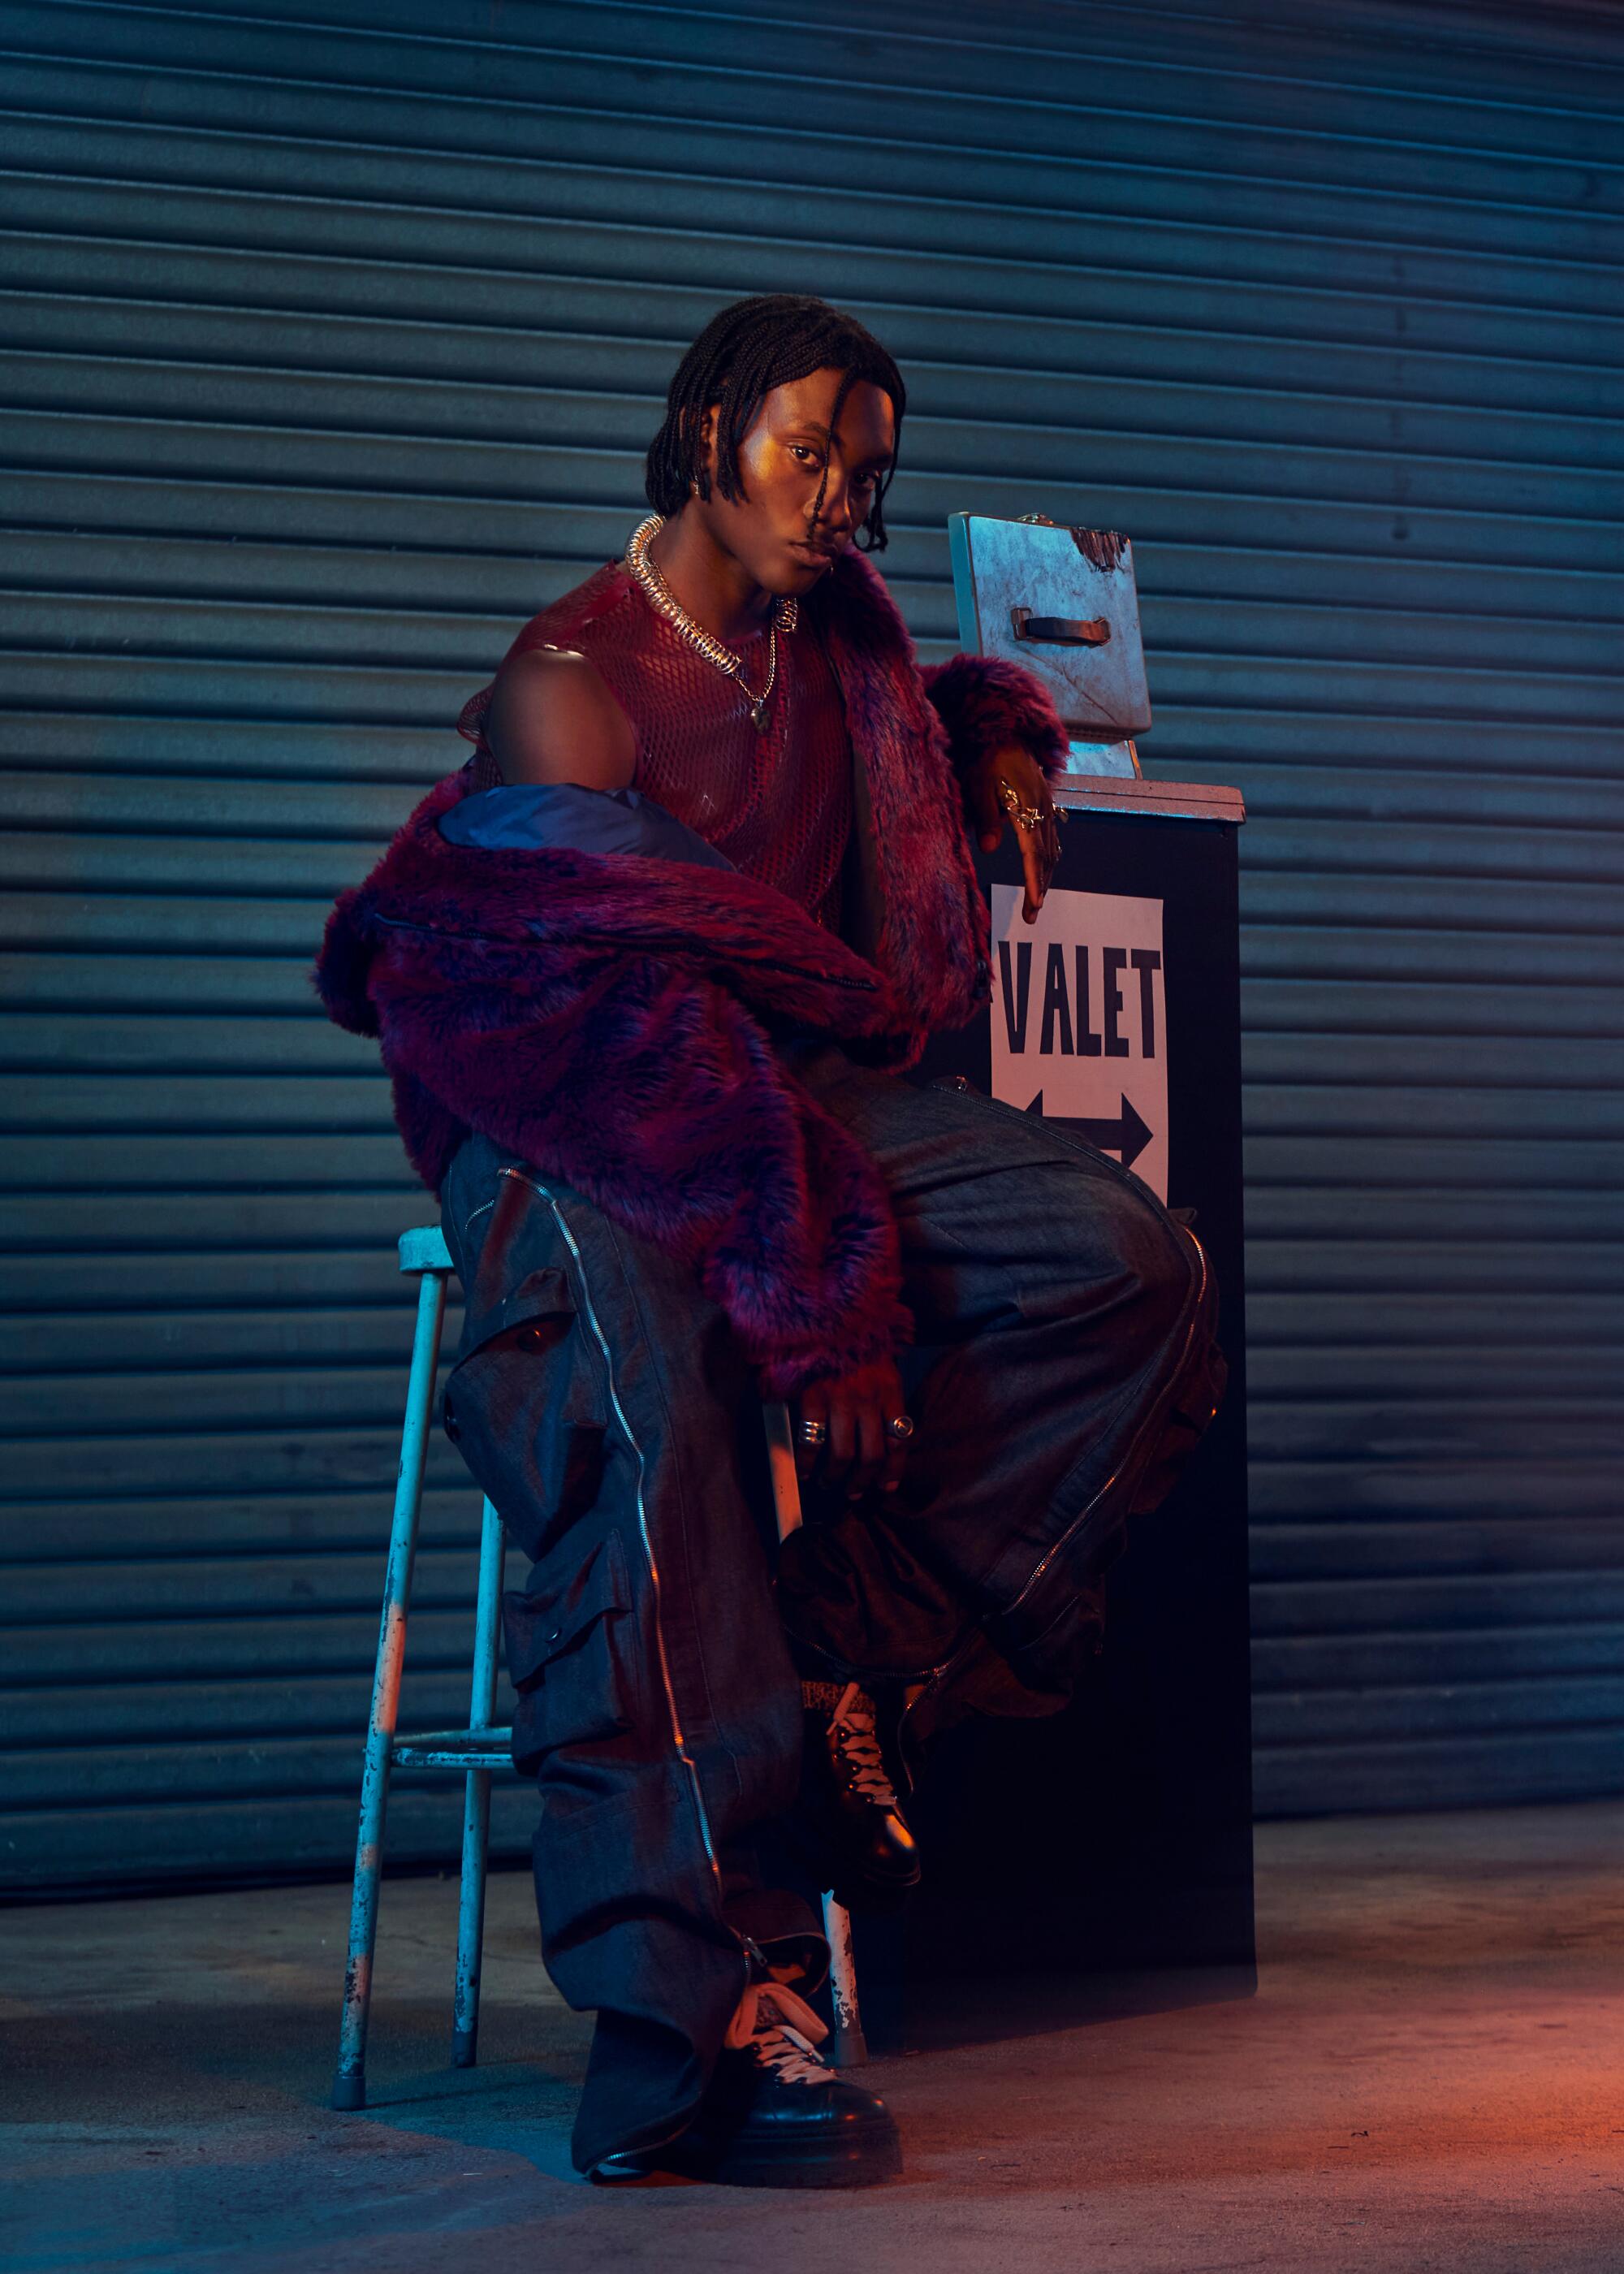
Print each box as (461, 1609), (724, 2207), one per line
(858, 515), (1255, 2051)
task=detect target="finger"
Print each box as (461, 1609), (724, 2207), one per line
(1033, 814), (1054, 907)
(882, 1410), (911, 1494)
(875, 1364), (911, 1492)
(825, 1389), (857, 1487)
(848, 1398), (888, 1500)
(794, 1383), (829, 1481)
(973, 761), (1002, 822)
(1040, 802), (1060, 897)
(1020, 821), (1045, 923)
(969, 768), (1004, 853)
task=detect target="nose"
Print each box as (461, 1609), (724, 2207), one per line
(814, 469), (857, 536)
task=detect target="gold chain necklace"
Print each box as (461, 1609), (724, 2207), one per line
(624, 514), (798, 733)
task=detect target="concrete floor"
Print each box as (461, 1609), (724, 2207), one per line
(4, 1802), (1624, 2272)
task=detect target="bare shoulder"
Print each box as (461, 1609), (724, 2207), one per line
(485, 645), (637, 790)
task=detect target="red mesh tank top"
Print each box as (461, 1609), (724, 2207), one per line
(481, 563), (854, 931)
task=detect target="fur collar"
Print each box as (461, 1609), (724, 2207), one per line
(806, 549), (991, 1031)
(313, 552), (1069, 1390)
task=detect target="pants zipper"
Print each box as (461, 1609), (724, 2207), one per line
(502, 1167), (750, 1991)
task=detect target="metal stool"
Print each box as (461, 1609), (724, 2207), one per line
(330, 1224), (864, 2112)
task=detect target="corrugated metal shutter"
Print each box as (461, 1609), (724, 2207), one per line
(2, 0), (1620, 1889)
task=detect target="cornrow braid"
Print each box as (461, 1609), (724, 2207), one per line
(644, 293), (906, 551)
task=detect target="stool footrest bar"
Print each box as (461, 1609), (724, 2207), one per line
(392, 1727), (513, 1771)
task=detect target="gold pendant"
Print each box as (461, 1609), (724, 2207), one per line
(750, 698), (769, 733)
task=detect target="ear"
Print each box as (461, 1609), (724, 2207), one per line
(697, 401), (719, 477)
(676, 402), (721, 501)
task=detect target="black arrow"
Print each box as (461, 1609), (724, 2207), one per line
(1024, 1090), (1154, 1173)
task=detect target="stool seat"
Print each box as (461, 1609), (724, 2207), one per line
(398, 1224), (453, 1273)
(393, 1728), (514, 1772)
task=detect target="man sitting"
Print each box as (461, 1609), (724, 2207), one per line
(317, 294), (1223, 2188)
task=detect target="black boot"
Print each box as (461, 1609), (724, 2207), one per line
(801, 1679), (921, 1906)
(591, 1980), (901, 2188)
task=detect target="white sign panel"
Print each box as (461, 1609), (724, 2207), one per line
(990, 885), (1168, 1202)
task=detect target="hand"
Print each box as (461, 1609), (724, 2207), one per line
(967, 741), (1061, 924)
(793, 1355), (911, 1502)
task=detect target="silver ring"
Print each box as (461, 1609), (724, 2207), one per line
(797, 1418), (828, 1447)
(886, 1413), (914, 1442)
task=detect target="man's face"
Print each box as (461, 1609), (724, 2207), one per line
(694, 366), (896, 598)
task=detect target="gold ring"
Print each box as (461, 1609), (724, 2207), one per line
(996, 785), (1045, 832)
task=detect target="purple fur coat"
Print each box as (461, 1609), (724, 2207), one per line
(316, 548), (1067, 1394)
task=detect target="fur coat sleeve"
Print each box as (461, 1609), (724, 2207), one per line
(315, 778), (919, 1394)
(390, 948), (911, 1397)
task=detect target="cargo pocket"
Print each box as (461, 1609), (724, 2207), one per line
(503, 1530), (643, 1772)
(441, 1264), (610, 1562)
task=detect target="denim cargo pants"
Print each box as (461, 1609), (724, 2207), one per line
(438, 1044), (1224, 2172)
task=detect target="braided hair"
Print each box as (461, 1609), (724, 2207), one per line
(644, 294), (905, 551)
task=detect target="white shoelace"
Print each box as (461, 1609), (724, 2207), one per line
(829, 1681), (901, 1808)
(725, 1982), (834, 2086)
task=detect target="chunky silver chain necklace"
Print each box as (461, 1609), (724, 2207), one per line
(624, 514), (798, 733)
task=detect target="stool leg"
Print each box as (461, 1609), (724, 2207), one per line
(822, 1889), (870, 2070)
(331, 1265), (448, 2112)
(762, 1401), (869, 2070)
(453, 1495), (507, 2068)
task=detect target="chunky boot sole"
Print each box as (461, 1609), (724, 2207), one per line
(829, 1857), (920, 1916)
(591, 2092), (905, 2183)
(784, 1797), (922, 1916)
(672, 2109), (903, 2188)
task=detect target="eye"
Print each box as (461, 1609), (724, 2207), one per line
(788, 443), (823, 466)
